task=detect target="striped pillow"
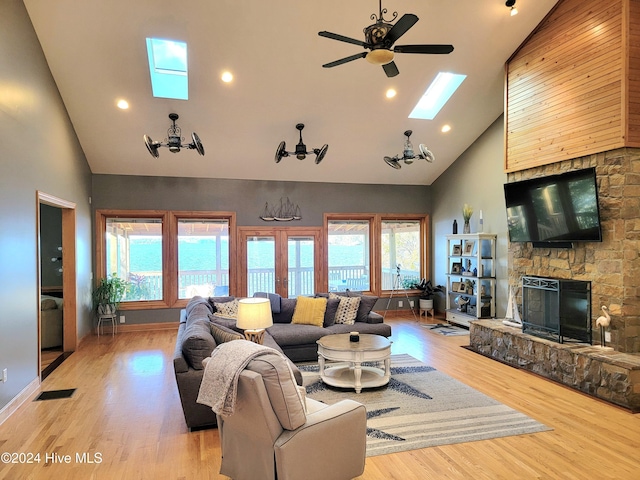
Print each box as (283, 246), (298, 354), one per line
(329, 293), (361, 325)
(210, 323), (243, 344)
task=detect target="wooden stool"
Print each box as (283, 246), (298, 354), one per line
(419, 308), (435, 322)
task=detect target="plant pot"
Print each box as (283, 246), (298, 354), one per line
(419, 298), (433, 310)
(98, 304), (115, 315)
(463, 221), (471, 234)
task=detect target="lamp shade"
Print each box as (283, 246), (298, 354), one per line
(236, 297), (273, 331)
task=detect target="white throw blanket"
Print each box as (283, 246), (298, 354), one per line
(196, 340), (278, 416)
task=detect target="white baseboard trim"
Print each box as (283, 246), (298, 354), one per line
(0, 376), (40, 427)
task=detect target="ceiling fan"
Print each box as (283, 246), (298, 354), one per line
(143, 113), (204, 158)
(318, 0), (454, 77)
(384, 130), (434, 169)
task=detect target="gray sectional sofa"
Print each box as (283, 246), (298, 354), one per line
(173, 293), (392, 430)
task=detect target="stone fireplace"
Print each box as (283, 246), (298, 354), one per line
(469, 150), (640, 411)
(507, 150), (640, 354)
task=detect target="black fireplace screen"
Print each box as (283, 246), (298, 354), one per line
(521, 276), (591, 344)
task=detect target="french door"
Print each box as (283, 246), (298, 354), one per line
(237, 227), (323, 298)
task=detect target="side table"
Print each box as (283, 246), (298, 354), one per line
(97, 313), (117, 336)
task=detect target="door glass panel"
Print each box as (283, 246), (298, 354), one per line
(247, 236), (276, 296)
(287, 236), (314, 298)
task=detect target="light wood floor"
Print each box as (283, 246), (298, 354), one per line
(1, 317), (639, 479)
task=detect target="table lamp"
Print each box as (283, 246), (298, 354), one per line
(236, 297), (273, 344)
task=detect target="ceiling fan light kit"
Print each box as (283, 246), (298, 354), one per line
(275, 123), (328, 164)
(143, 113), (205, 158)
(319, 0), (454, 77)
(384, 130), (434, 169)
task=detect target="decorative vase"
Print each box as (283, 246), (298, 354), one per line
(463, 221), (470, 234)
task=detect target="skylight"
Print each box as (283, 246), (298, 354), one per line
(409, 72), (466, 120)
(146, 38), (188, 100)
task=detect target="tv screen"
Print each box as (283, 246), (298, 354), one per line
(504, 167), (602, 244)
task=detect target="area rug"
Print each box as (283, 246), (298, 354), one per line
(423, 324), (470, 336)
(299, 354), (551, 457)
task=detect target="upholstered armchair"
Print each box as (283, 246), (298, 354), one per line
(216, 354), (367, 480)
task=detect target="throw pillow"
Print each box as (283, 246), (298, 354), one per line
(210, 323), (243, 344)
(214, 298), (239, 318)
(291, 296), (327, 327)
(329, 292), (361, 325)
(323, 297), (340, 327)
(330, 291), (378, 322)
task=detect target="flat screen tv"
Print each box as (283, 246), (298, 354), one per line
(504, 167), (602, 246)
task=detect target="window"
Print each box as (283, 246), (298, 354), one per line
(178, 219), (230, 299)
(96, 210), (235, 309)
(105, 217), (164, 302)
(146, 38), (188, 100)
(327, 219), (372, 292)
(381, 220), (421, 290)
(325, 214), (428, 296)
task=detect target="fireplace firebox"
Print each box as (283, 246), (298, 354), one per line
(521, 276), (591, 344)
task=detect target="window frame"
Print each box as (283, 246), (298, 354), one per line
(95, 210), (236, 310)
(323, 213), (429, 297)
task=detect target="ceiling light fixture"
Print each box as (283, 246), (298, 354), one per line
(275, 123), (328, 164)
(441, 124), (451, 133)
(117, 99), (129, 109)
(143, 113), (205, 158)
(386, 88), (397, 99)
(221, 71), (233, 83)
(384, 130), (434, 169)
(506, 0), (518, 16)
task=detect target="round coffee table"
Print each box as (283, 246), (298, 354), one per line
(316, 333), (392, 393)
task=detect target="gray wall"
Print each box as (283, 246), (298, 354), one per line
(0, 0), (93, 411)
(431, 116), (509, 317)
(92, 175), (432, 323)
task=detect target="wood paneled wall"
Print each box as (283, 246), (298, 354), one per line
(504, 0), (640, 172)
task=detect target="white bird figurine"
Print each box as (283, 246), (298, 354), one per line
(596, 305), (611, 328)
(596, 305), (611, 347)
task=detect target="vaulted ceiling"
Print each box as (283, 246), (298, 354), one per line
(23, 0), (558, 185)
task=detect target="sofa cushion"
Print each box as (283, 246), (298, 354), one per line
(323, 297), (340, 327)
(182, 320), (217, 370)
(273, 297), (297, 324)
(330, 293), (360, 325)
(245, 353), (306, 430)
(214, 298), (240, 318)
(266, 323), (327, 347)
(292, 296), (327, 327)
(210, 323), (244, 344)
(186, 295), (214, 316)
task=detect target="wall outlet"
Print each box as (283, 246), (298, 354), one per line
(605, 331), (611, 342)
(119, 315), (125, 324)
(2, 368), (7, 383)
(398, 301), (403, 308)
(410, 300), (414, 308)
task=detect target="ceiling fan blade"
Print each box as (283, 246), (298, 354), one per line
(323, 52), (368, 68)
(394, 44), (454, 55)
(385, 13), (418, 45)
(382, 61), (399, 78)
(318, 31), (368, 48)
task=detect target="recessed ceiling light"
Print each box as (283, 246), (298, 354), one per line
(441, 125), (451, 133)
(117, 99), (129, 110)
(386, 88), (397, 99)
(221, 71), (234, 83)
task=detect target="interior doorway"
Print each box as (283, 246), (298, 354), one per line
(37, 192), (77, 380)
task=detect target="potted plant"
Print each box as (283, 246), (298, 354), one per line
(92, 273), (130, 315)
(416, 279), (444, 310)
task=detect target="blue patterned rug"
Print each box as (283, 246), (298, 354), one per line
(298, 354), (551, 457)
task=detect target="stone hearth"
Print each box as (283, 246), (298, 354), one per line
(470, 320), (640, 412)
